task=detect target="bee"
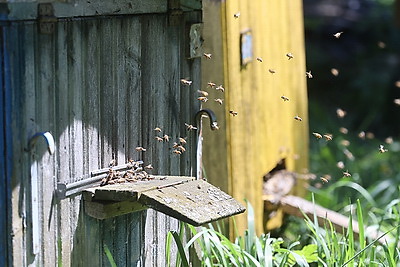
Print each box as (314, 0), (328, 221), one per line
(233, 12), (240, 18)
(180, 79), (192, 86)
(185, 123), (197, 131)
(323, 134), (333, 141)
(377, 41), (386, 49)
(306, 71), (313, 79)
(339, 127), (348, 134)
(366, 132), (374, 139)
(108, 159), (116, 168)
(333, 31), (343, 39)
(229, 110), (238, 116)
(294, 115), (302, 121)
(343, 148), (354, 160)
(268, 69), (276, 74)
(281, 95), (289, 101)
(358, 131), (366, 139)
(203, 53), (212, 59)
(144, 164), (153, 170)
(312, 132), (322, 139)
(340, 140), (350, 146)
(337, 161), (345, 169)
(320, 177), (329, 183)
(155, 136), (164, 142)
(216, 85), (225, 92)
(394, 99), (400, 106)
(379, 144), (388, 153)
(179, 137), (187, 144)
(172, 142), (179, 148)
(331, 68), (339, 76)
(163, 134), (170, 142)
(135, 146), (146, 152)
(214, 98), (223, 105)
(154, 127), (162, 132)
(336, 108), (346, 118)
(385, 137), (393, 144)
(343, 170), (351, 177)
(286, 53), (294, 60)
(207, 82), (216, 88)
(256, 57), (263, 62)
(395, 81), (400, 88)
(172, 149), (182, 155)
(197, 96), (208, 102)
(198, 90), (209, 97)
(177, 145), (186, 152)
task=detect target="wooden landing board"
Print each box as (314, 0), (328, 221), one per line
(83, 176), (246, 225)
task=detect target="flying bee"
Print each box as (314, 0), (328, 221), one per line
(337, 161), (345, 169)
(358, 131), (366, 139)
(197, 90), (209, 97)
(340, 140), (350, 146)
(135, 146), (146, 152)
(379, 144), (388, 153)
(177, 145), (186, 152)
(377, 41), (386, 49)
(336, 108), (346, 118)
(395, 81), (400, 88)
(312, 132), (322, 139)
(197, 96), (208, 102)
(207, 82), (216, 88)
(394, 99), (400, 106)
(268, 69), (276, 74)
(229, 110), (238, 116)
(343, 170), (351, 177)
(216, 85), (225, 92)
(155, 136), (163, 142)
(154, 127), (162, 132)
(256, 57), (263, 62)
(385, 137), (393, 144)
(144, 164), (153, 170)
(323, 134), (333, 141)
(203, 53), (212, 59)
(180, 79), (192, 86)
(172, 149), (182, 155)
(172, 142), (179, 148)
(294, 115), (302, 121)
(185, 123), (197, 131)
(233, 12), (240, 18)
(333, 31), (343, 39)
(320, 176), (329, 184)
(281, 95), (289, 101)
(179, 137), (187, 144)
(286, 53), (294, 60)
(306, 71), (313, 78)
(109, 159), (116, 168)
(214, 98), (223, 105)
(331, 68), (339, 76)
(163, 134), (170, 142)
(339, 127), (348, 134)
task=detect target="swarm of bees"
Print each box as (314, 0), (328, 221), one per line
(100, 159), (154, 186)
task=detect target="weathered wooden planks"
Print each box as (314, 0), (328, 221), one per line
(83, 176), (245, 225)
(5, 9), (203, 267)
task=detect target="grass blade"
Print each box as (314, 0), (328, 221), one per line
(103, 244), (117, 267)
(170, 231), (190, 267)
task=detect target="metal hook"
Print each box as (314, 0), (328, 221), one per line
(28, 131), (55, 155)
(195, 109), (219, 131)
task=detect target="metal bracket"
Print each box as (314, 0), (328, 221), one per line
(55, 163), (141, 200)
(38, 3), (57, 34)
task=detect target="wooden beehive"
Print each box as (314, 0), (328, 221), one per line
(201, 0), (309, 235)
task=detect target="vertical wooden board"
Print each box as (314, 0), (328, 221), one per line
(55, 21), (73, 266)
(98, 18), (117, 267)
(36, 23), (57, 266)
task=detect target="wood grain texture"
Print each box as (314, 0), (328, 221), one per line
(202, 0), (309, 235)
(6, 10), (202, 266)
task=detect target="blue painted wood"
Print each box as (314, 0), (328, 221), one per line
(0, 18), (13, 267)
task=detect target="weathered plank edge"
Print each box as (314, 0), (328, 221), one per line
(0, 1), (168, 21)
